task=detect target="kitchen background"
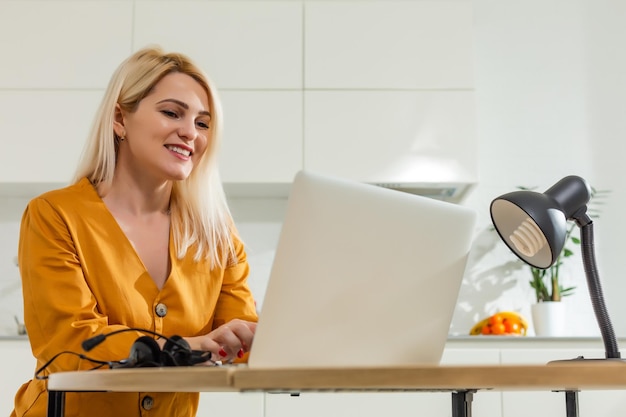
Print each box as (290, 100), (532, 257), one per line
(1, 0), (625, 340)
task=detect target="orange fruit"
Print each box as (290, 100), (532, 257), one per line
(488, 314), (504, 326)
(504, 320), (521, 334)
(490, 322), (506, 335)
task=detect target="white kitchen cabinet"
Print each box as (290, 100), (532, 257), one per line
(0, 1), (132, 89)
(219, 91), (303, 185)
(304, 1), (474, 89)
(303, 91), (477, 194)
(266, 392), (452, 417)
(197, 392), (264, 417)
(134, 1), (303, 89)
(579, 390), (626, 417)
(0, 91), (102, 186)
(0, 339), (36, 417)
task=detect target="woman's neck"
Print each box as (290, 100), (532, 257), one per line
(97, 170), (172, 217)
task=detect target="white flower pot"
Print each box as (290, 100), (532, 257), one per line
(531, 302), (567, 336)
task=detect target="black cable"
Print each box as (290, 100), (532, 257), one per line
(34, 351), (119, 380)
(82, 327), (185, 352)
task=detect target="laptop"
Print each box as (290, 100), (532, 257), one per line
(247, 170), (476, 369)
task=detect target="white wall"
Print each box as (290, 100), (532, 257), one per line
(1, 0), (626, 341)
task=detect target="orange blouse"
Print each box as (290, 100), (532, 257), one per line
(12, 178), (258, 417)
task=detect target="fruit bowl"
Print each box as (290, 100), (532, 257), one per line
(469, 311), (528, 336)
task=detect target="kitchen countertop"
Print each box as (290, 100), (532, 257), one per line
(445, 334), (626, 350)
(448, 335), (607, 341)
(0, 334), (619, 343)
(0, 335), (28, 341)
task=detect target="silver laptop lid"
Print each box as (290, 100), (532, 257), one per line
(248, 170), (476, 369)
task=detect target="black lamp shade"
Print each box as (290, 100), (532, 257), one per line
(489, 176), (591, 269)
(490, 193), (566, 269)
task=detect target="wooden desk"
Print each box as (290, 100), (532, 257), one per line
(47, 362), (626, 417)
(46, 366), (235, 417)
(48, 366), (236, 392)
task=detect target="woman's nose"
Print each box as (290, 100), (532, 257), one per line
(178, 118), (198, 141)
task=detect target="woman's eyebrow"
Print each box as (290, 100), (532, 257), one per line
(156, 98), (211, 117)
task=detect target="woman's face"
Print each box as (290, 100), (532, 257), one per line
(114, 72), (211, 182)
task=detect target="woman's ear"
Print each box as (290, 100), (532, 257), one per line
(113, 103), (126, 139)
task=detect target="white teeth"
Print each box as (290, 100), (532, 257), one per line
(166, 145), (191, 157)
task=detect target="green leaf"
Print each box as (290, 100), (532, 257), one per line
(560, 286), (576, 297)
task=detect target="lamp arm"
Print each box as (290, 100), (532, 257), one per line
(580, 222), (621, 358)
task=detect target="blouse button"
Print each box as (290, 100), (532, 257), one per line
(141, 395), (154, 410)
(155, 303), (168, 317)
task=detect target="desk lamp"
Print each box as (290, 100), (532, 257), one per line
(490, 175), (621, 360)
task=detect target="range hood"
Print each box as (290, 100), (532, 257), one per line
(224, 178), (475, 204)
(372, 181), (475, 203)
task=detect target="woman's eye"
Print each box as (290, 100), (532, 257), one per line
(196, 120), (210, 129)
(161, 110), (178, 118)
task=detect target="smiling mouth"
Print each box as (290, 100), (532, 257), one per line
(165, 145), (192, 157)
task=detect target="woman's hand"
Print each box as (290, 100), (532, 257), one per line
(185, 319), (257, 364)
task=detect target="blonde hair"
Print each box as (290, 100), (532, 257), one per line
(74, 46), (236, 268)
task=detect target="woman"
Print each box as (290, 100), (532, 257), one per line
(12, 46), (258, 416)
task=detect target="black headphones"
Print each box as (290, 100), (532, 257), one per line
(116, 335), (196, 368)
(82, 329), (213, 368)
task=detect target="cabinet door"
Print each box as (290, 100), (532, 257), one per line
(0, 340), (36, 416)
(0, 1), (132, 89)
(134, 1), (302, 89)
(219, 92), (303, 185)
(0, 91), (102, 185)
(197, 392), (264, 417)
(266, 392), (451, 417)
(304, 1), (474, 89)
(304, 91), (477, 186)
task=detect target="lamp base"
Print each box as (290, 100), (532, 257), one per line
(547, 355), (626, 365)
